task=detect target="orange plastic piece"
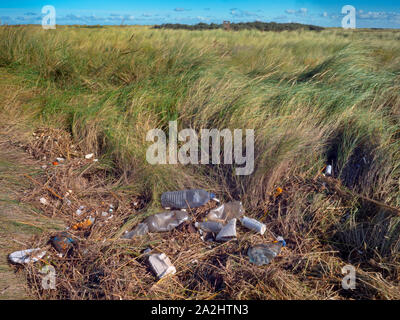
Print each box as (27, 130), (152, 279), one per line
(71, 218), (93, 231)
(274, 187), (283, 197)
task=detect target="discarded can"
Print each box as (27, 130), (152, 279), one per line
(247, 237), (286, 266)
(50, 232), (75, 255)
(206, 201), (245, 223)
(8, 248), (46, 264)
(161, 189), (217, 209)
(240, 216), (266, 235)
(215, 218), (237, 242)
(148, 253), (176, 279)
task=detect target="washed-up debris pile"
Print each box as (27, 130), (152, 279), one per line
(8, 128), (288, 298)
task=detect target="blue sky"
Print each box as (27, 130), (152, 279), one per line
(1, 1), (399, 28)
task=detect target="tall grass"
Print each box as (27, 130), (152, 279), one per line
(0, 25), (399, 299)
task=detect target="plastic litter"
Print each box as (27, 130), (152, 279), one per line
(142, 248), (152, 255)
(274, 187), (283, 197)
(56, 157), (65, 162)
(144, 211), (190, 233)
(122, 211), (189, 239)
(240, 216), (266, 235)
(76, 205), (85, 216)
(50, 232), (75, 255)
(247, 236), (286, 266)
(161, 189), (217, 209)
(148, 253), (176, 279)
(40, 197), (48, 205)
(325, 165), (333, 176)
(195, 221), (224, 234)
(8, 248), (46, 264)
(85, 153), (94, 159)
(215, 218), (237, 242)
(122, 223), (149, 239)
(206, 201), (245, 223)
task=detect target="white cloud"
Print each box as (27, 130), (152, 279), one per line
(285, 8), (308, 16)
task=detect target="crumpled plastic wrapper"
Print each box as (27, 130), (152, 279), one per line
(123, 211), (190, 239)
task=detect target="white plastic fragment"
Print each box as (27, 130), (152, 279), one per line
(76, 205), (85, 216)
(240, 216), (266, 235)
(149, 253), (176, 279)
(9, 248), (46, 264)
(85, 153), (94, 159)
(40, 197), (48, 205)
(56, 157), (65, 162)
(325, 165), (332, 176)
(216, 218), (237, 242)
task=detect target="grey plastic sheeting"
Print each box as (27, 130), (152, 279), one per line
(123, 211), (190, 239)
(206, 201), (245, 223)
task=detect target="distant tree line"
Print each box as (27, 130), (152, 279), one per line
(153, 21), (324, 32)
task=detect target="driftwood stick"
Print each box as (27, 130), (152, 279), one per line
(23, 173), (63, 200)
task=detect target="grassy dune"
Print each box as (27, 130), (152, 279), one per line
(0, 25), (399, 299)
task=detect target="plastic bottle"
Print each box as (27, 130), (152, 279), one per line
(122, 211), (190, 239)
(247, 237), (286, 266)
(240, 216), (266, 235)
(161, 189), (216, 209)
(145, 211), (190, 232)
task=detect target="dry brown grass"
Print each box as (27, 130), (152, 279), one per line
(3, 127), (396, 300)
